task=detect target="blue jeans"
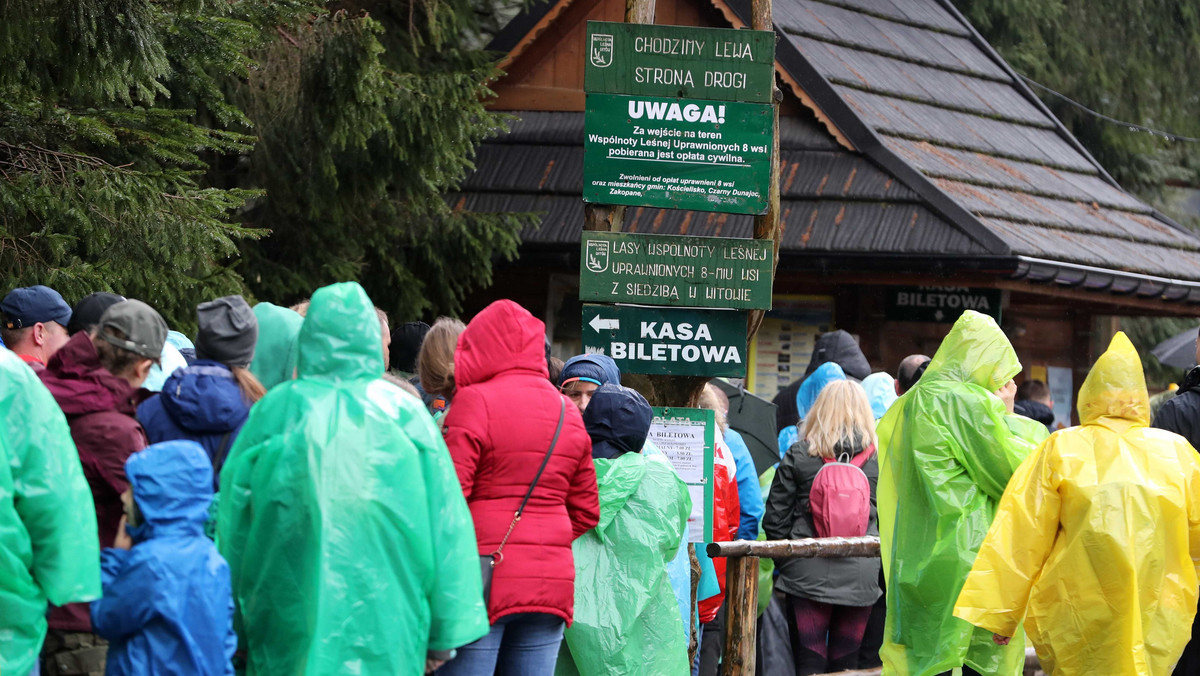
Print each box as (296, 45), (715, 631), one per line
(436, 613), (564, 676)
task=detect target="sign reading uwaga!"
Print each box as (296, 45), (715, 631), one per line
(883, 286), (1003, 323)
(584, 93), (772, 214)
(580, 231), (772, 310)
(582, 304), (748, 377)
(585, 21), (775, 103)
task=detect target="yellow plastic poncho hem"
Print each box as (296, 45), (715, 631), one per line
(876, 310), (1045, 676)
(955, 332), (1200, 676)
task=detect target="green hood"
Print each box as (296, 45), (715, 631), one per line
(297, 282), (383, 380)
(249, 303), (303, 390)
(923, 310), (1020, 391)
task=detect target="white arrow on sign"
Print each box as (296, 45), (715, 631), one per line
(589, 314), (620, 333)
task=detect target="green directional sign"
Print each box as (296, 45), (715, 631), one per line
(582, 303), (748, 377)
(580, 231), (773, 310)
(584, 21), (776, 103)
(584, 93), (773, 214)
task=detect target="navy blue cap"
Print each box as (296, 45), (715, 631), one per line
(1, 286), (72, 330)
(583, 384), (653, 459)
(560, 353), (622, 388)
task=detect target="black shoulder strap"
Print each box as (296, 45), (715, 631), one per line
(516, 396), (566, 518)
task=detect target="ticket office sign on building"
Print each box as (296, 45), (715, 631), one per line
(584, 93), (773, 214)
(585, 21), (775, 103)
(579, 231), (773, 310)
(582, 304), (748, 377)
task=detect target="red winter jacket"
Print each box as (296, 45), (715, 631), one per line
(699, 435), (741, 623)
(444, 301), (599, 625)
(39, 332), (149, 631)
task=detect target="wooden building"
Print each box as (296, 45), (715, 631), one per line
(456, 0), (1200, 420)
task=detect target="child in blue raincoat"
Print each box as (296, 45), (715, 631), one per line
(90, 440), (236, 675)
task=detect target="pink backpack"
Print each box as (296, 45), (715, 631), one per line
(809, 445), (875, 538)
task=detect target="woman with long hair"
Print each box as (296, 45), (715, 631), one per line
(762, 379), (882, 675)
(137, 295), (265, 484)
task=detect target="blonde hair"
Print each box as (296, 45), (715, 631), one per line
(801, 380), (877, 459)
(699, 383), (729, 433)
(418, 317), (466, 398)
(231, 366), (266, 403)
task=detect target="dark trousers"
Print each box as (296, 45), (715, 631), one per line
(790, 595), (873, 676)
(857, 571), (886, 668)
(1175, 596), (1200, 674)
(697, 606), (725, 676)
(936, 667), (982, 676)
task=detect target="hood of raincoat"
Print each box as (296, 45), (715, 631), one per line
(805, 330), (871, 380)
(40, 331), (141, 417)
(862, 372), (898, 419)
(297, 282), (383, 380)
(583, 384), (652, 460)
(125, 440), (213, 541)
(560, 353), (622, 387)
(456, 300), (547, 387)
(144, 341), (188, 392)
(249, 302), (303, 390)
(155, 361), (249, 435)
(923, 310), (1020, 390)
(796, 362), (846, 420)
(1078, 332), (1149, 428)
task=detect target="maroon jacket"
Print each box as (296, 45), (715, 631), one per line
(39, 332), (148, 631)
(443, 301), (599, 625)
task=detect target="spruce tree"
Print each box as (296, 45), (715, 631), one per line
(226, 3), (535, 320)
(0, 0), (314, 328)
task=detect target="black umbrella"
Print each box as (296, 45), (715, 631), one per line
(1152, 326), (1200, 369)
(712, 379), (779, 475)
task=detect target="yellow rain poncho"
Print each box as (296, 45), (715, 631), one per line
(955, 332), (1200, 675)
(876, 310), (1046, 676)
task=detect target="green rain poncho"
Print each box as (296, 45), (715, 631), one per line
(557, 453), (691, 676)
(876, 310), (1046, 676)
(218, 282), (488, 675)
(0, 347), (100, 675)
(248, 302), (303, 390)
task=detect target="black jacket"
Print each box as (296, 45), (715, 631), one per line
(772, 330), (871, 430)
(762, 438), (881, 606)
(1014, 399), (1055, 431)
(1152, 367), (1200, 451)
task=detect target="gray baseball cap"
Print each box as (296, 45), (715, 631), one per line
(97, 300), (168, 361)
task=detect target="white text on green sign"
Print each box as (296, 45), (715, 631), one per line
(582, 304), (748, 377)
(579, 232), (773, 310)
(584, 22), (775, 103)
(583, 93), (773, 214)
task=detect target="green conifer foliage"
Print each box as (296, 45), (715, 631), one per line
(229, 3), (534, 319)
(0, 0), (313, 328)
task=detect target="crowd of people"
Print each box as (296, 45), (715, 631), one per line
(4, 281), (1200, 676)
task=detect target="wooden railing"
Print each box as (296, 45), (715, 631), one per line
(706, 536), (882, 676)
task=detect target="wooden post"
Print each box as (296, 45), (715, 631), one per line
(745, 0), (781, 345)
(720, 555), (759, 676)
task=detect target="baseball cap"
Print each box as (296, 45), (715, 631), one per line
(97, 300), (168, 361)
(68, 292), (126, 335)
(1, 285), (72, 330)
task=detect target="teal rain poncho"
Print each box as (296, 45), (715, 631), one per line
(218, 282), (488, 675)
(558, 453), (691, 676)
(0, 347), (100, 675)
(876, 310), (1046, 676)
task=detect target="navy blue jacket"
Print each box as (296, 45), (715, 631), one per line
(90, 440), (236, 675)
(137, 361), (249, 481)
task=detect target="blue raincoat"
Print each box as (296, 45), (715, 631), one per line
(725, 429), (763, 540)
(137, 362), (250, 478)
(777, 363), (847, 456)
(862, 372), (899, 420)
(90, 440), (235, 676)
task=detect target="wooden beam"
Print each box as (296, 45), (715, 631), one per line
(720, 555), (759, 676)
(708, 536), (881, 559)
(745, 0), (781, 346)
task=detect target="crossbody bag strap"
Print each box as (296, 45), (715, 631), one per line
(493, 396), (567, 561)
